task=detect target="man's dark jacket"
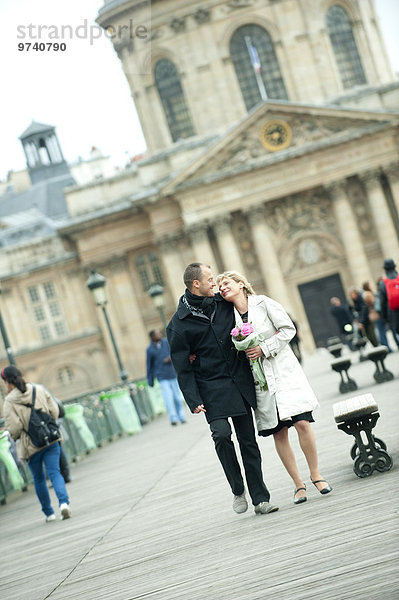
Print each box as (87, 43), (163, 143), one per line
(166, 293), (256, 423)
(330, 303), (353, 333)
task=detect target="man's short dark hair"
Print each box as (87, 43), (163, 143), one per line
(183, 263), (209, 290)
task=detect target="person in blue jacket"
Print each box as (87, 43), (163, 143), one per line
(146, 330), (186, 426)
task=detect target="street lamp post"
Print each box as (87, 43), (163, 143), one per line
(0, 283), (16, 366)
(86, 270), (128, 384)
(148, 283), (167, 331)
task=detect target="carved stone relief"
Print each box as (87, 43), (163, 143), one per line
(217, 132), (265, 171)
(167, 7), (212, 34)
(169, 18), (186, 33)
(193, 8), (211, 24)
(191, 113), (387, 179)
(231, 212), (262, 285)
(156, 231), (187, 254)
(288, 115), (369, 147)
(265, 190), (337, 249)
(113, 33), (134, 58)
(226, 0), (254, 11)
(280, 233), (343, 276)
(345, 177), (378, 243)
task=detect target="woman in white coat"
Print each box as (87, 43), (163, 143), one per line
(217, 271), (332, 504)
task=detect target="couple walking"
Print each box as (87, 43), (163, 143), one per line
(167, 263), (331, 514)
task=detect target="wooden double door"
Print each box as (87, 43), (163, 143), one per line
(298, 273), (347, 347)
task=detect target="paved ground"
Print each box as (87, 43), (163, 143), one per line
(1, 346), (398, 600)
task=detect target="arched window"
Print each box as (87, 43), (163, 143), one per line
(58, 366), (75, 385)
(136, 253), (164, 292)
(154, 59), (196, 142)
(230, 24), (288, 111)
(326, 5), (366, 89)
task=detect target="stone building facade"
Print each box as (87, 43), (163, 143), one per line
(1, 0), (398, 399)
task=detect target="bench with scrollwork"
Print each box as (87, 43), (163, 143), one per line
(330, 357), (358, 394)
(366, 345), (394, 384)
(333, 393), (392, 477)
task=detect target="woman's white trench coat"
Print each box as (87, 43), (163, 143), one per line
(234, 295), (319, 432)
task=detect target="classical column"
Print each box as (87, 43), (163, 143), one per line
(246, 205), (292, 310)
(156, 234), (186, 303)
(186, 222), (218, 270)
(359, 170), (399, 261)
(213, 215), (246, 274)
(327, 182), (373, 283)
(385, 163), (399, 223)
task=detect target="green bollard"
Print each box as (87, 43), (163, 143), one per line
(64, 404), (96, 452)
(141, 380), (167, 416)
(100, 389), (142, 435)
(0, 433), (24, 491)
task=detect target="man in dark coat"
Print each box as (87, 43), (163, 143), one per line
(330, 297), (354, 350)
(166, 262), (277, 515)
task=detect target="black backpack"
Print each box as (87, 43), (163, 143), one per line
(24, 385), (60, 448)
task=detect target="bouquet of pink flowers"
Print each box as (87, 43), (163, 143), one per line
(231, 323), (268, 390)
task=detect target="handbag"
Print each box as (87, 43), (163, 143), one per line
(254, 386), (278, 432)
(368, 308), (379, 322)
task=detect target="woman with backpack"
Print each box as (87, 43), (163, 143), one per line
(2, 365), (71, 522)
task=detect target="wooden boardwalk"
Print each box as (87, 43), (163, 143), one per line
(1, 349), (398, 600)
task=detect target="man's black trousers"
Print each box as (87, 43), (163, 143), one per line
(209, 405), (270, 505)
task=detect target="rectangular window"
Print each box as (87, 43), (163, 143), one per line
(55, 321), (66, 336)
(43, 282), (56, 299)
(34, 306), (46, 322)
(28, 286), (40, 303)
(39, 325), (51, 341)
(49, 302), (61, 317)
(27, 282), (67, 342)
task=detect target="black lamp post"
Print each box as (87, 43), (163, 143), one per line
(0, 282), (16, 366)
(148, 283), (167, 331)
(86, 270), (128, 384)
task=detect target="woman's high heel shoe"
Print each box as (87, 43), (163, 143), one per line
(311, 479), (332, 495)
(293, 485), (307, 504)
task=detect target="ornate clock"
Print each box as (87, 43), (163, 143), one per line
(260, 120), (292, 151)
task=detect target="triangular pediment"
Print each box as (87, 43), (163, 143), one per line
(161, 101), (397, 194)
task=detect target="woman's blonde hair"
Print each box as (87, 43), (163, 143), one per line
(216, 270), (255, 296)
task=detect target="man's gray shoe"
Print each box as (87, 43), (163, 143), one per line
(233, 492), (248, 514)
(254, 501), (279, 515)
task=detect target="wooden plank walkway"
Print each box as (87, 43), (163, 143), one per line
(1, 349), (398, 600)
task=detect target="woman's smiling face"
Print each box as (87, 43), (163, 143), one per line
(218, 277), (244, 302)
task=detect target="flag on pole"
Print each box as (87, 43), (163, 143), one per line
(245, 36), (261, 73)
(244, 35), (267, 101)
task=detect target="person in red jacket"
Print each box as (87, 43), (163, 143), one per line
(378, 259), (399, 344)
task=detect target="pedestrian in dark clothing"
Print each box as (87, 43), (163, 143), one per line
(166, 262), (278, 516)
(146, 330), (186, 425)
(363, 280), (392, 352)
(378, 258), (399, 343)
(52, 395), (72, 483)
(348, 288), (379, 347)
(330, 297), (354, 349)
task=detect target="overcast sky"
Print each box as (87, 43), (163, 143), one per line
(1, 0), (398, 182)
